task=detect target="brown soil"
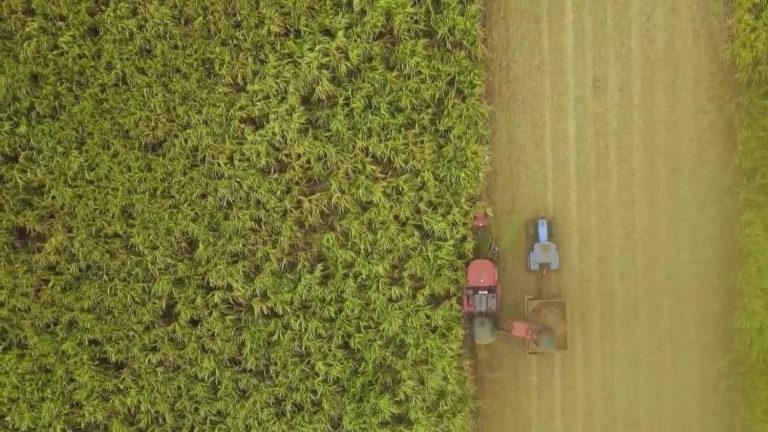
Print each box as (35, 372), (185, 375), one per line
(476, 1), (743, 431)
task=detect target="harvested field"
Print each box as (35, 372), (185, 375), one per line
(476, 1), (743, 431)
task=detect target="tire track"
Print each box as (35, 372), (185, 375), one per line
(602, 0), (624, 428)
(634, 1), (664, 430)
(656, 1), (678, 430)
(542, 0), (554, 213)
(583, 0), (605, 429)
(625, 0), (646, 427)
(536, 2), (558, 430)
(675, 1), (724, 429)
(572, 4), (600, 431)
(555, 1), (576, 431)
(565, 3), (594, 432)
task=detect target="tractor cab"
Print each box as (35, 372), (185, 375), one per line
(463, 259), (499, 314)
(528, 218), (560, 271)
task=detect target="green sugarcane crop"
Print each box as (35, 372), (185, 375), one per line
(731, 1), (768, 431)
(0, 1), (489, 431)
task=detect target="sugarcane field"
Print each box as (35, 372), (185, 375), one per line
(2, 1), (768, 432)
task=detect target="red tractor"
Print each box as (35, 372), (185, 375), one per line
(464, 212), (566, 351)
(463, 212), (499, 314)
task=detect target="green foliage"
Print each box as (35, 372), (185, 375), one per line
(732, 0), (768, 84)
(731, 1), (768, 430)
(0, 1), (488, 430)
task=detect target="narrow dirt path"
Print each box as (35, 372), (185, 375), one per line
(477, 1), (743, 431)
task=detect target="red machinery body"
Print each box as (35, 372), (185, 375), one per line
(509, 320), (536, 341)
(497, 317), (548, 344)
(463, 259), (500, 314)
(472, 211), (490, 230)
(464, 212), (501, 315)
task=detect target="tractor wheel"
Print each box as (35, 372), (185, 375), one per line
(536, 327), (556, 351)
(472, 315), (497, 345)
